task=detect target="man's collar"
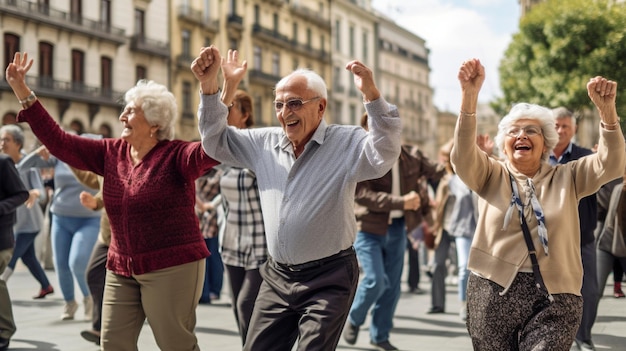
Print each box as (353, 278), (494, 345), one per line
(278, 119), (328, 151)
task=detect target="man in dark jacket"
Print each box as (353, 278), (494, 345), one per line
(549, 107), (598, 351)
(0, 153), (29, 351)
(343, 113), (445, 351)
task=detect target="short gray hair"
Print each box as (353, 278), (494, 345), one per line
(124, 80), (177, 140)
(0, 124), (24, 149)
(552, 106), (577, 126)
(494, 103), (559, 162)
(275, 68), (328, 101)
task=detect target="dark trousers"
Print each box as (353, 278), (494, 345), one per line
(244, 251), (358, 351)
(406, 240), (420, 290)
(576, 238), (598, 343)
(200, 237), (223, 302)
(85, 240), (108, 331)
(8, 231), (51, 289)
(226, 265), (263, 345)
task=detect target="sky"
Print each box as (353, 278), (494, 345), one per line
(371, 0), (520, 112)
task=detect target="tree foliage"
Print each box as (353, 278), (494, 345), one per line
(494, 0), (626, 124)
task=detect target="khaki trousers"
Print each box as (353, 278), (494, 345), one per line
(101, 259), (205, 351)
(0, 249), (16, 339)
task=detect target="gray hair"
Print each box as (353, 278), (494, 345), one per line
(124, 80), (177, 140)
(0, 124), (24, 149)
(275, 68), (328, 100)
(552, 106), (577, 126)
(494, 103), (559, 162)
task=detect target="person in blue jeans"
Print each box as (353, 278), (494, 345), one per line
(343, 113), (444, 351)
(20, 145), (100, 321)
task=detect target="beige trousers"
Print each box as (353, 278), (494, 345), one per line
(101, 259), (205, 351)
(0, 248), (16, 339)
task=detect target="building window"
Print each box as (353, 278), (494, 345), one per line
(230, 0), (238, 14)
(182, 81), (193, 117)
(229, 37), (238, 50)
(273, 13), (279, 33)
(101, 0), (111, 28)
(182, 30), (191, 57)
(70, 0), (82, 24)
(4, 33), (20, 70)
(349, 25), (355, 57)
(306, 28), (312, 49)
(350, 104), (357, 126)
(254, 5), (260, 23)
(320, 34), (325, 54)
(272, 52), (280, 76)
(253, 45), (262, 70)
(292, 58), (299, 71)
(292, 22), (298, 41)
(203, 0), (211, 21)
(101, 56), (113, 96)
(71, 49), (85, 91)
(362, 30), (368, 61)
(334, 19), (340, 51)
(134, 9), (145, 38)
(136, 65), (147, 82)
(39, 42), (54, 87)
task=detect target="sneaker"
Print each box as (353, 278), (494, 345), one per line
(61, 300), (78, 320)
(83, 296), (93, 321)
(80, 329), (101, 345)
(343, 322), (359, 345)
(576, 340), (595, 351)
(33, 285), (54, 299)
(614, 288), (625, 298)
(370, 340), (399, 351)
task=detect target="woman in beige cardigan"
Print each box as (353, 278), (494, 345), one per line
(451, 58), (625, 351)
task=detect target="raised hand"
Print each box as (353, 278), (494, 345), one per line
(587, 76), (618, 121)
(458, 58), (485, 96)
(476, 133), (494, 157)
(345, 60), (380, 102)
(221, 49), (247, 84)
(191, 46), (222, 85)
(5, 52), (34, 100)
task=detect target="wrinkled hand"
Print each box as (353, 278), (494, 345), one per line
(476, 133), (494, 156)
(221, 49), (247, 84)
(5, 52), (33, 92)
(79, 191), (98, 210)
(587, 76), (617, 117)
(346, 60), (380, 101)
(458, 58), (485, 95)
(191, 46), (222, 84)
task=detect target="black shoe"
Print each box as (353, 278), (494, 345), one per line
(0, 337), (10, 351)
(371, 340), (399, 351)
(343, 322), (359, 345)
(80, 330), (101, 345)
(427, 306), (445, 314)
(409, 287), (425, 294)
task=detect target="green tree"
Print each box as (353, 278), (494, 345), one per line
(495, 0), (626, 127)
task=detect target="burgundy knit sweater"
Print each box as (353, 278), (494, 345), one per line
(18, 101), (219, 276)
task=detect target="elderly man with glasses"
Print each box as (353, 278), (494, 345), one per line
(193, 46), (402, 351)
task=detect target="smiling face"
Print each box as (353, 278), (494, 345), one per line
(274, 75), (326, 155)
(118, 101), (157, 145)
(503, 118), (547, 170)
(555, 116), (576, 150)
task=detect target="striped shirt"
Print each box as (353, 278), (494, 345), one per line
(219, 167), (267, 269)
(199, 93), (401, 265)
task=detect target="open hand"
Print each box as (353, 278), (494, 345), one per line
(346, 60), (380, 101)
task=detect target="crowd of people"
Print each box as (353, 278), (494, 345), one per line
(0, 47), (624, 351)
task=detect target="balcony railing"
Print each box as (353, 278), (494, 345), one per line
(177, 5), (219, 33)
(0, 74), (126, 108)
(252, 23), (291, 48)
(289, 3), (330, 29)
(227, 14), (244, 31)
(0, 0), (126, 45)
(130, 35), (170, 59)
(248, 69), (281, 87)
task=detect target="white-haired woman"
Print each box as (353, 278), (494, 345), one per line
(6, 52), (219, 351)
(451, 58), (625, 351)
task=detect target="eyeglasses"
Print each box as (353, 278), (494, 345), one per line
(506, 125), (543, 138)
(274, 97), (321, 112)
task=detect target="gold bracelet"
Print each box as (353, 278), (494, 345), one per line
(460, 110), (476, 117)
